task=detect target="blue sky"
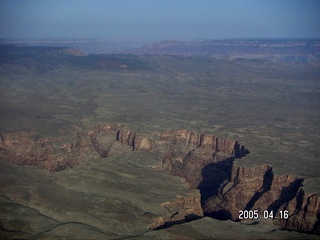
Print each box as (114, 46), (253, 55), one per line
(0, 0), (319, 40)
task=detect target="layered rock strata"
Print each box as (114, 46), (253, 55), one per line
(0, 131), (98, 172)
(0, 124), (151, 172)
(149, 195), (203, 230)
(156, 131), (319, 233)
(0, 124), (318, 233)
(201, 164), (319, 233)
(157, 130), (248, 188)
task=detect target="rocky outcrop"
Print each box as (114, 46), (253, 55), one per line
(0, 131), (95, 172)
(0, 127), (243, 173)
(282, 191), (320, 233)
(158, 130), (248, 189)
(149, 194), (203, 230)
(148, 129), (319, 234)
(0, 124), (152, 172)
(200, 164), (320, 234)
(87, 124), (152, 157)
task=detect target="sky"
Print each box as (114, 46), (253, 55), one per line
(0, 0), (320, 41)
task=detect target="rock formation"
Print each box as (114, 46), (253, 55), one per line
(0, 130), (99, 172)
(157, 130), (248, 189)
(155, 130), (319, 234)
(201, 164), (319, 233)
(0, 124), (318, 234)
(149, 194), (203, 230)
(0, 124), (152, 172)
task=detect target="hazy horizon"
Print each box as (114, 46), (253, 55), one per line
(1, 0), (320, 41)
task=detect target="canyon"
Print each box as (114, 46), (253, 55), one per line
(0, 44), (319, 238)
(1, 123), (319, 235)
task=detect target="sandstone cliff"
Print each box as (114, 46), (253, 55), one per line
(0, 131), (96, 172)
(149, 194), (203, 230)
(0, 125), (318, 233)
(157, 130), (248, 189)
(201, 164), (319, 233)
(152, 130), (319, 234)
(0, 124), (151, 172)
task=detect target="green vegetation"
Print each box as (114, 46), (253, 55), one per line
(0, 46), (319, 178)
(1, 45), (319, 239)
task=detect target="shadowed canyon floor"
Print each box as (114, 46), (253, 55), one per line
(0, 45), (319, 239)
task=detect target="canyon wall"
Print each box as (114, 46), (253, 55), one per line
(149, 194), (203, 230)
(0, 124), (151, 172)
(202, 164), (319, 233)
(157, 130), (248, 189)
(153, 129), (319, 233)
(0, 124), (318, 233)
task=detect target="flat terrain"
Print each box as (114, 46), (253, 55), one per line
(1, 46), (319, 177)
(0, 152), (196, 239)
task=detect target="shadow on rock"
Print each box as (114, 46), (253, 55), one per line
(197, 157), (234, 205)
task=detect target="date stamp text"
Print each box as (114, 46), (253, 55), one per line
(238, 210), (289, 220)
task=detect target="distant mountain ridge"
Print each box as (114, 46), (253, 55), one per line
(0, 38), (148, 54)
(130, 39), (320, 61)
(1, 38), (319, 61)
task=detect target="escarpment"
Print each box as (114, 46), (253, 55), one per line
(201, 164), (319, 233)
(0, 124), (318, 234)
(0, 131), (98, 172)
(0, 124), (152, 171)
(149, 194), (203, 230)
(157, 130), (248, 189)
(154, 130), (319, 233)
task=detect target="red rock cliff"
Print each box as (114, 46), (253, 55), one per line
(0, 124), (151, 171)
(202, 164), (320, 233)
(0, 125), (318, 233)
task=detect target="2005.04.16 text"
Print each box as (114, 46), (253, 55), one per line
(238, 210), (289, 220)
